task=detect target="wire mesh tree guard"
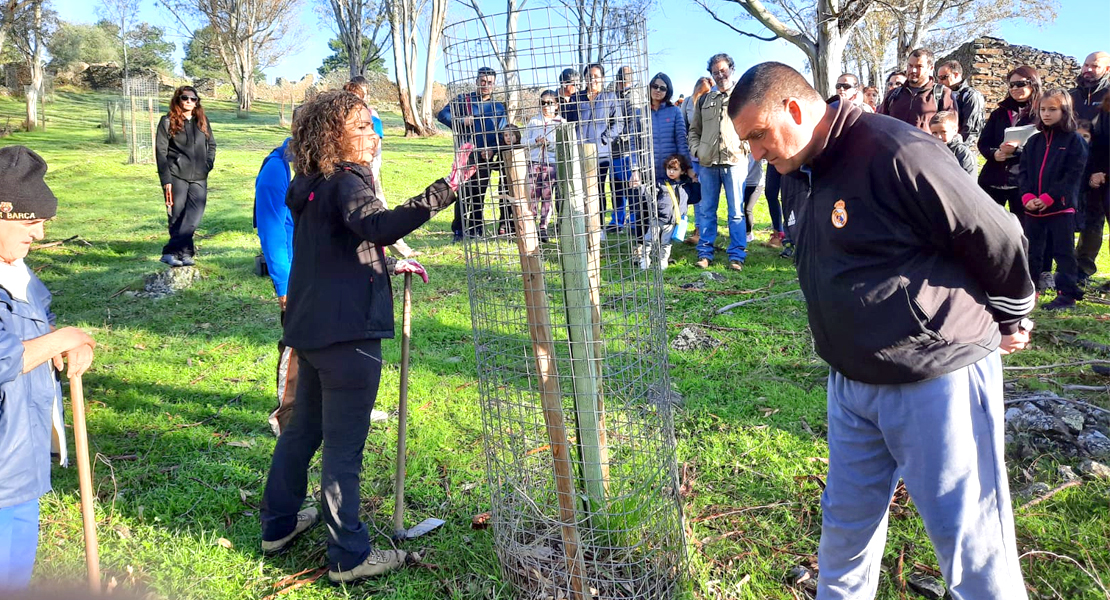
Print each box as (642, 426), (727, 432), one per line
(443, 8), (686, 600)
(117, 76), (161, 164)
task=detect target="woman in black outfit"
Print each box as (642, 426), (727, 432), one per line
(155, 85), (216, 266)
(978, 66), (1042, 221)
(258, 90), (474, 584)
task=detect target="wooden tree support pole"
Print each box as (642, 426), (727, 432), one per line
(553, 126), (610, 513)
(70, 376), (101, 594)
(502, 147), (592, 600)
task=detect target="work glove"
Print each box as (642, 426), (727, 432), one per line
(394, 259), (428, 284)
(447, 143), (478, 192)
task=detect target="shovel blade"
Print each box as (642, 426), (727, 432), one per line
(403, 518), (446, 539)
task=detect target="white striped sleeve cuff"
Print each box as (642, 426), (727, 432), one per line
(987, 292), (1036, 317)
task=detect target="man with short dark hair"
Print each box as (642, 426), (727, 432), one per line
(885, 71), (906, 93)
(834, 73), (873, 113)
(1070, 51), (1109, 121)
(880, 48), (957, 132)
(729, 61), (1034, 600)
(437, 66), (507, 241)
(937, 60), (985, 145)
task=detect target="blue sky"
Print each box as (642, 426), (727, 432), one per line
(55, 0), (1109, 98)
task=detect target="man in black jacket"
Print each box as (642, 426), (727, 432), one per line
(1070, 51), (1109, 121)
(936, 60), (985, 146)
(729, 62), (1035, 600)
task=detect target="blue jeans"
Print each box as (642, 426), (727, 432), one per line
(0, 498), (39, 591)
(610, 155), (635, 226)
(695, 163), (746, 262)
(818, 352), (1027, 600)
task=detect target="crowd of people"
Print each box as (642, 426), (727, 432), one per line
(0, 41), (1106, 595)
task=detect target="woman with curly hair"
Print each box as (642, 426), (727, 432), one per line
(258, 90), (474, 584)
(155, 85), (216, 266)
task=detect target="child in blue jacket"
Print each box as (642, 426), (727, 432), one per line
(637, 153), (700, 269)
(1018, 89), (1089, 310)
(0, 146), (96, 590)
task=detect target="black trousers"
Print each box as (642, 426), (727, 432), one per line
(454, 151), (499, 237)
(261, 338), (383, 571)
(1027, 213), (1082, 300)
(743, 181), (760, 235)
(1077, 186), (1109, 279)
(985, 186), (1054, 271)
(163, 177), (207, 257)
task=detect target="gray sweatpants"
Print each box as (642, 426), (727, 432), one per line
(818, 351), (1028, 600)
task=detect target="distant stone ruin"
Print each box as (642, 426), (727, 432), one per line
(940, 36), (1081, 105)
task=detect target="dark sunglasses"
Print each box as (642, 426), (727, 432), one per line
(835, 83), (854, 90)
(541, 100), (557, 106)
(1008, 80), (1031, 89)
(650, 83), (668, 92)
(179, 95), (199, 102)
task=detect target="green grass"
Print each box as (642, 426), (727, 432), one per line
(1, 90), (1108, 599)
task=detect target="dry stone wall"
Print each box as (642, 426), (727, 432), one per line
(940, 36), (1081, 106)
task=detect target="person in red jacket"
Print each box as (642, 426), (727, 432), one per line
(1019, 89), (1089, 310)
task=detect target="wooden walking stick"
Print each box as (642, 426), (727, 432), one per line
(69, 375), (101, 594)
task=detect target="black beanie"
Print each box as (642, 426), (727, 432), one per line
(0, 146), (58, 220)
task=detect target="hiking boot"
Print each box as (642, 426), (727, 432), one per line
(1038, 271), (1055, 290)
(261, 507), (319, 555)
(779, 243), (795, 259)
(767, 232), (784, 249)
(180, 254), (196, 266)
(695, 257), (710, 269)
(729, 260), (744, 271)
(1042, 296), (1076, 312)
(328, 549), (413, 584)
(160, 254), (184, 267)
(683, 234), (699, 246)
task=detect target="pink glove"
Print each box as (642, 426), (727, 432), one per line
(1021, 193), (1037, 209)
(447, 143), (478, 192)
(1038, 193), (1055, 208)
(394, 259), (428, 284)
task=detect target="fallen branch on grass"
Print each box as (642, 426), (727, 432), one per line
(175, 394), (243, 428)
(1004, 395), (1110, 415)
(690, 501), (797, 523)
(33, 235), (93, 249)
(261, 567), (329, 600)
(1019, 479), (1082, 510)
(716, 289), (803, 314)
(1019, 550), (1110, 598)
(1003, 360), (1110, 371)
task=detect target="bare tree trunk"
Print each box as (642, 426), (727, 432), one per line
(388, 0), (426, 135)
(420, 0), (447, 126)
(23, 0), (42, 131)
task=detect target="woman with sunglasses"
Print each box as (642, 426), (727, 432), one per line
(648, 72), (690, 178)
(155, 85), (217, 266)
(524, 90), (565, 240)
(978, 66), (1042, 221)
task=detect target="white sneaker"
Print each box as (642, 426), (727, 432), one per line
(660, 246), (672, 269)
(746, 232), (754, 242)
(370, 409), (388, 422)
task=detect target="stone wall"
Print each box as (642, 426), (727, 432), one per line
(940, 36), (1080, 106)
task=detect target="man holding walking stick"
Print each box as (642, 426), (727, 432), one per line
(0, 146), (96, 591)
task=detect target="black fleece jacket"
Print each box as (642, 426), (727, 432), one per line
(1018, 127), (1089, 216)
(785, 103), (1034, 385)
(155, 115), (216, 185)
(282, 163), (456, 350)
(977, 96), (1035, 189)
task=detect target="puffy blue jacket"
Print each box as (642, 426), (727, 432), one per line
(650, 104), (690, 174)
(254, 138), (294, 296)
(562, 90), (624, 159)
(0, 272), (64, 509)
(437, 92), (507, 150)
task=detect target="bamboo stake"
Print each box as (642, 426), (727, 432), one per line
(578, 142), (609, 492)
(502, 146), (591, 600)
(128, 95), (137, 164)
(148, 98), (157, 163)
(70, 375), (101, 594)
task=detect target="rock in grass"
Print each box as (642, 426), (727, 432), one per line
(138, 265), (202, 299)
(1079, 459), (1110, 479)
(703, 272), (726, 283)
(906, 573), (946, 599)
(670, 326), (721, 352)
(1058, 465), (1080, 482)
(1079, 430), (1110, 460)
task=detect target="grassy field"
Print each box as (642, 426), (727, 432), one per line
(1, 90), (1108, 600)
